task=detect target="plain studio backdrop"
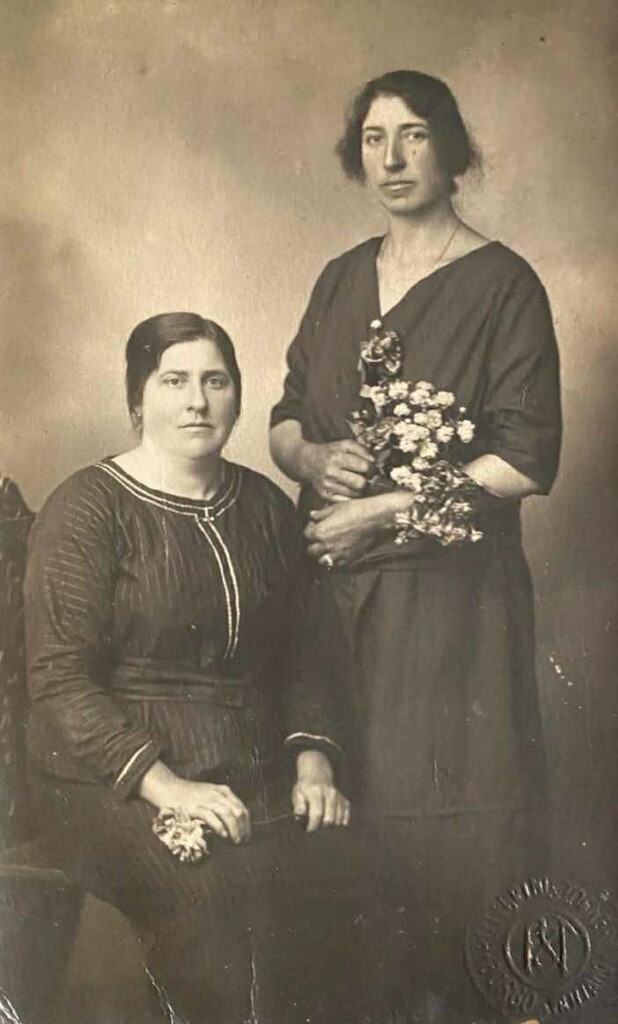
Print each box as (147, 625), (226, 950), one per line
(0, 0), (616, 869)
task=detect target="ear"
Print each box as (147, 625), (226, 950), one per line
(130, 407), (143, 432)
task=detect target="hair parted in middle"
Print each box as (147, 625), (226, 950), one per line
(125, 312), (242, 427)
(336, 69), (479, 192)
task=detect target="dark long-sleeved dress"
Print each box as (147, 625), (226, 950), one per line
(271, 239), (562, 1023)
(25, 458), (347, 1023)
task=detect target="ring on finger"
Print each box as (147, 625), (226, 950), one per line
(322, 554), (335, 570)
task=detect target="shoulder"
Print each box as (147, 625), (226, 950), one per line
(308, 236), (379, 293)
(325, 235), (380, 276)
(481, 242), (548, 295)
(32, 464), (118, 537)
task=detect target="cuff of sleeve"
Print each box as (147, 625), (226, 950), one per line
(113, 739), (162, 800)
(284, 732), (343, 764)
(269, 407), (302, 430)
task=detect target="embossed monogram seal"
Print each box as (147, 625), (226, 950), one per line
(464, 878), (618, 1018)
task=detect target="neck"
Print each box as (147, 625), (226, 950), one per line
(383, 199), (459, 261)
(133, 439), (223, 499)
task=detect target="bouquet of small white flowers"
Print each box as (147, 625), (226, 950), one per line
(349, 320), (483, 547)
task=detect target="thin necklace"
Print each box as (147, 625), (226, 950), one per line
(380, 220), (461, 272)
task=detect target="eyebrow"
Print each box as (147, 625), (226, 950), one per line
(362, 121), (429, 132)
(159, 368), (229, 376)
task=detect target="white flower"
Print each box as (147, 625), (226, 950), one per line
(425, 410), (443, 429)
(360, 384), (373, 398)
(370, 319), (383, 330)
(457, 419), (475, 443)
(390, 467), (423, 491)
(420, 441), (438, 460)
(413, 412), (428, 425)
(415, 380), (432, 391)
(436, 424), (455, 443)
(413, 456), (430, 470)
(410, 389), (429, 405)
(399, 436), (419, 453)
(393, 402), (410, 417)
(436, 390), (455, 407)
(370, 387), (388, 408)
(388, 381), (409, 399)
(410, 424), (430, 440)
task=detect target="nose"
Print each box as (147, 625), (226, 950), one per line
(383, 134), (405, 171)
(187, 378), (208, 411)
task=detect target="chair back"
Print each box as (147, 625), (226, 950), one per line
(0, 477), (35, 847)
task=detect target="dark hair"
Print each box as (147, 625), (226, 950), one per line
(125, 312), (242, 424)
(336, 70), (478, 191)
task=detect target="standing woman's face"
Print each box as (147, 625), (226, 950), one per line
(361, 94), (451, 216)
(137, 338), (238, 462)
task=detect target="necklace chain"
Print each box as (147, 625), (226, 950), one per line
(381, 221), (461, 272)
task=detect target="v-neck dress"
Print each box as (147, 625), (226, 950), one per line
(272, 237), (561, 815)
(270, 239), (562, 1021)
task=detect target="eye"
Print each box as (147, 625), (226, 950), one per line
(163, 375), (183, 387)
(403, 128), (428, 143)
(362, 132), (383, 147)
(206, 374), (230, 390)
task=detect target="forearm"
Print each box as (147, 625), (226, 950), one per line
(269, 420), (312, 483)
(138, 759), (183, 808)
(464, 454), (540, 499)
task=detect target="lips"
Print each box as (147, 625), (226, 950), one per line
(180, 423), (213, 429)
(381, 180), (416, 189)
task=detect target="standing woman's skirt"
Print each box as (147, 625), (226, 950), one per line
(297, 530), (552, 1023)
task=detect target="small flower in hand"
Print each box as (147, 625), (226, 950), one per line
(152, 808), (210, 863)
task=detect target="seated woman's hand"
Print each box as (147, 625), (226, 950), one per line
(292, 750), (350, 833)
(301, 439), (374, 501)
(140, 762), (251, 844)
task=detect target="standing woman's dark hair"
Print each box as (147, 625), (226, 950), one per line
(125, 311), (242, 426)
(336, 69), (479, 191)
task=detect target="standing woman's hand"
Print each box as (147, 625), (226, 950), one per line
(292, 750), (350, 833)
(305, 489), (412, 567)
(299, 439), (374, 501)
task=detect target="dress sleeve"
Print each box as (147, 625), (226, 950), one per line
(482, 270), (562, 493)
(271, 494), (344, 766)
(25, 475), (162, 798)
(283, 568), (345, 768)
(270, 260), (337, 429)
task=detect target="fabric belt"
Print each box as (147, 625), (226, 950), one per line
(109, 659), (259, 707)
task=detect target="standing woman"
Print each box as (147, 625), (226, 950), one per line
(25, 313), (349, 1024)
(270, 71), (561, 1023)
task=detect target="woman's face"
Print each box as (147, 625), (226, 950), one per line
(138, 338), (238, 462)
(361, 94), (451, 215)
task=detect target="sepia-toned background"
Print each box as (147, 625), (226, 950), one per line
(1, 0), (616, 830)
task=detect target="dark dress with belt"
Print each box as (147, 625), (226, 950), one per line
(24, 458), (347, 1024)
(271, 239), (562, 1023)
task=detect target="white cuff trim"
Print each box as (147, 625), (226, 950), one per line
(284, 732), (343, 755)
(114, 741), (153, 788)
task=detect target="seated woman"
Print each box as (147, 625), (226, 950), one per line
(25, 312), (349, 1024)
